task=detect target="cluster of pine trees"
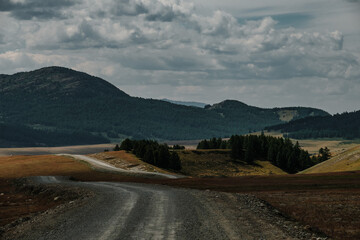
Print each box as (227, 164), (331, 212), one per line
(115, 139), (181, 171)
(170, 144), (185, 150)
(197, 134), (318, 173)
(196, 137), (228, 149)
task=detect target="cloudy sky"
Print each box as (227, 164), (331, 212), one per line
(1, 0), (359, 114)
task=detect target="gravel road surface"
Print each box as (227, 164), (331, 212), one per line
(4, 177), (326, 240)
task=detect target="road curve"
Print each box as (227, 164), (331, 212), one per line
(59, 154), (182, 179)
(7, 177), (322, 240)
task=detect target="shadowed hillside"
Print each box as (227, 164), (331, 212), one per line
(266, 110), (360, 139)
(0, 66), (329, 146)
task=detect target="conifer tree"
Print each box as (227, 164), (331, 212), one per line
(169, 151), (181, 170)
(113, 144), (120, 151)
(120, 138), (133, 152)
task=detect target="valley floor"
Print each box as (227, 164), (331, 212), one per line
(1, 150), (360, 239)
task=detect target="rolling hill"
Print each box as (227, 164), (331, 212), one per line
(177, 149), (287, 177)
(301, 145), (360, 174)
(0, 66), (329, 147)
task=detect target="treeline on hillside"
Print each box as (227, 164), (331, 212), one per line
(197, 134), (318, 174)
(265, 111), (360, 139)
(197, 137), (228, 149)
(115, 139), (181, 171)
(0, 123), (109, 147)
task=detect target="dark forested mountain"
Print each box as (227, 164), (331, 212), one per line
(0, 66), (329, 147)
(265, 111), (360, 139)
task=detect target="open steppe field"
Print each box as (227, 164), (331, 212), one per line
(0, 155), (92, 179)
(1, 153), (360, 239)
(297, 139), (360, 156)
(256, 131), (360, 155)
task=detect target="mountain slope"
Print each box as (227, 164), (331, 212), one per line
(177, 150), (287, 177)
(0, 66), (129, 99)
(301, 145), (360, 174)
(265, 111), (360, 139)
(0, 66), (329, 146)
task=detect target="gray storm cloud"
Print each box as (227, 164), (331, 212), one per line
(0, 0), (359, 113)
(0, 0), (77, 20)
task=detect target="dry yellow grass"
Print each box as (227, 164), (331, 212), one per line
(0, 155), (92, 179)
(0, 144), (114, 157)
(178, 150), (286, 177)
(301, 145), (360, 174)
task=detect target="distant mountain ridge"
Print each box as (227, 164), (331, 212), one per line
(206, 100), (328, 123)
(0, 66), (330, 147)
(266, 110), (360, 139)
(161, 99), (208, 108)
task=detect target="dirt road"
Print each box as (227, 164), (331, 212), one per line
(4, 176), (325, 240)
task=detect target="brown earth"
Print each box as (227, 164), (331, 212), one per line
(0, 179), (64, 227)
(0, 178), (91, 232)
(256, 189), (360, 240)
